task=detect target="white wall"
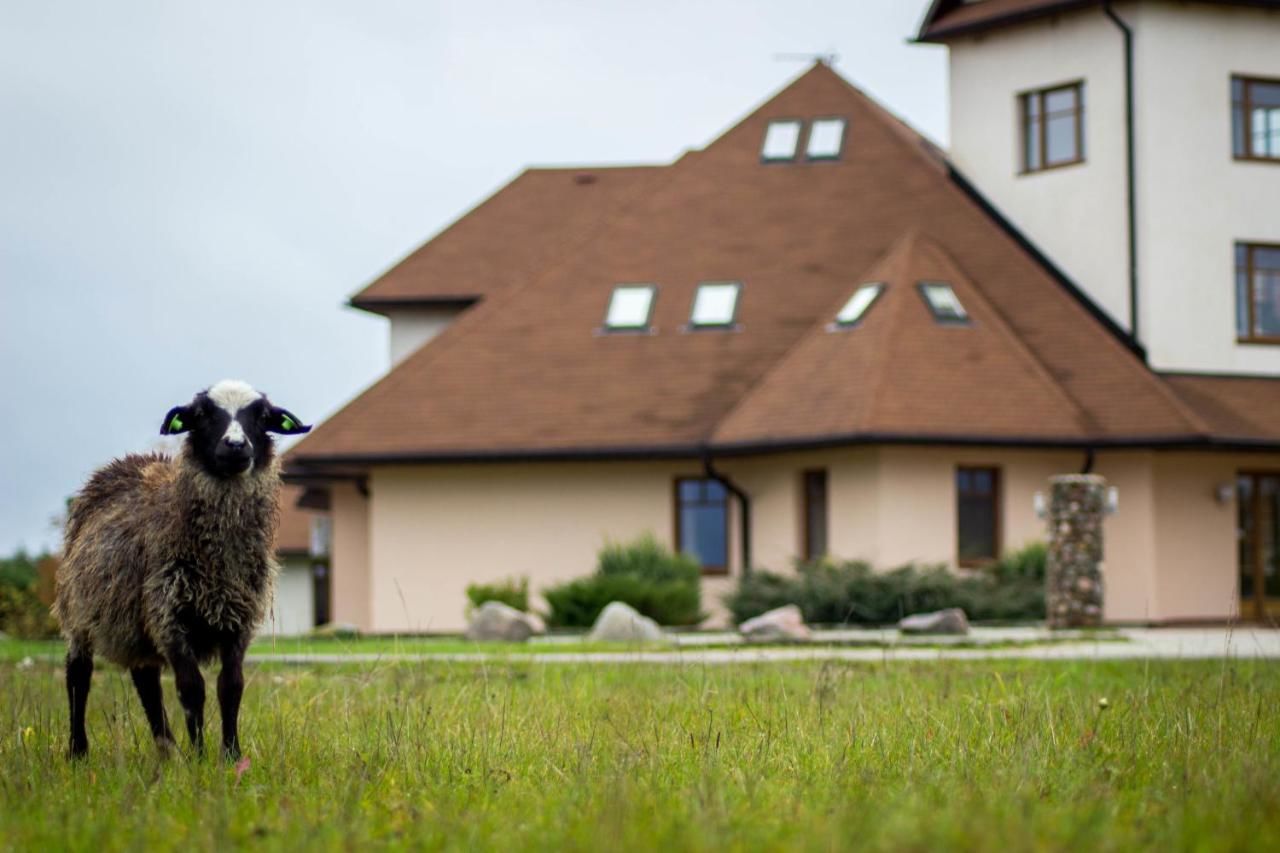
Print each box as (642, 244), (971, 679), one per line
(387, 306), (464, 365)
(1129, 2), (1280, 373)
(946, 2), (1280, 375)
(947, 9), (1131, 329)
(261, 556), (315, 636)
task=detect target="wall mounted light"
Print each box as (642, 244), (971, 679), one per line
(1214, 483), (1235, 506)
(1033, 492), (1047, 519)
(1106, 487), (1119, 515)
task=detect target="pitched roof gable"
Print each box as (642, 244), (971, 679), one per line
(713, 232), (1095, 447)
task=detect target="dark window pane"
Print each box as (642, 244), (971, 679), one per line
(1233, 103), (1247, 157)
(704, 479), (727, 501)
(1237, 268), (1250, 338)
(1232, 77), (1244, 102)
(679, 480), (701, 501)
(1240, 476), (1255, 599)
(1045, 113), (1079, 164)
(957, 468), (998, 562)
(1044, 87), (1077, 113)
(1252, 81), (1280, 108)
(1254, 270), (1280, 337)
(1023, 96), (1042, 172)
(681, 506), (726, 568)
(803, 470), (828, 561)
(1025, 93), (1040, 118)
(1255, 247), (1280, 270)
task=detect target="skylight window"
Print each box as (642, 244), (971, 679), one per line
(918, 282), (969, 324)
(690, 282), (741, 328)
(806, 118), (847, 160)
(604, 284), (656, 331)
(834, 283), (884, 327)
(761, 120), (802, 162)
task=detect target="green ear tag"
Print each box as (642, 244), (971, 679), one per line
(168, 414), (184, 432)
(280, 415), (296, 431)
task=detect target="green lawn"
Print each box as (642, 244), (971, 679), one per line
(2, 657), (1278, 851)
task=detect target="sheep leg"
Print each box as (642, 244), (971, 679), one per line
(129, 666), (175, 751)
(169, 652), (206, 755)
(66, 651), (93, 759)
(217, 641), (247, 760)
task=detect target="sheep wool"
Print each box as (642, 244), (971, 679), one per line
(56, 446), (281, 667)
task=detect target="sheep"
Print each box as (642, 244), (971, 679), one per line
(54, 379), (310, 760)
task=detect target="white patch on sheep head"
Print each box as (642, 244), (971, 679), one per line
(208, 379), (263, 465)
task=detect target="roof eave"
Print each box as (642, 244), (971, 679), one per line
(347, 295), (481, 317)
(915, 0), (1099, 43)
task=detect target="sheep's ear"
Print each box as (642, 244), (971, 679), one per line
(266, 406), (311, 435)
(160, 405), (192, 436)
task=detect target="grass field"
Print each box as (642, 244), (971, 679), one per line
(2, 656), (1278, 851)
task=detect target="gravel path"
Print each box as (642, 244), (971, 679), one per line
(247, 627), (1280, 666)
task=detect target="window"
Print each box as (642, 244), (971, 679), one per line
(689, 281), (741, 328)
(834, 282), (885, 327)
(918, 281), (969, 324)
(1237, 243), (1280, 343)
(801, 469), (828, 562)
(806, 118), (847, 160)
(1233, 76), (1280, 161)
(604, 284), (656, 331)
(1019, 82), (1084, 173)
(762, 120), (802, 162)
(676, 478), (729, 574)
(957, 467), (1000, 565)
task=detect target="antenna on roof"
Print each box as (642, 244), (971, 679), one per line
(773, 52), (838, 66)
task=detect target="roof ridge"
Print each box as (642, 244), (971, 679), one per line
(857, 235), (922, 435)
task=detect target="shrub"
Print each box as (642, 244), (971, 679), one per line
(0, 550), (59, 639)
(544, 535), (704, 628)
(465, 576), (530, 613)
(723, 543), (1047, 626)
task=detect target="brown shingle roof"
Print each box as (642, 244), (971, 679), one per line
(287, 63), (1275, 468)
(1163, 374), (1280, 446)
(351, 166), (663, 312)
(917, 0), (1280, 42)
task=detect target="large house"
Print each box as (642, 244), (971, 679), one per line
(287, 0), (1280, 633)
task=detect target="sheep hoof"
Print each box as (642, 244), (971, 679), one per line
(68, 742), (89, 762)
(155, 736), (177, 757)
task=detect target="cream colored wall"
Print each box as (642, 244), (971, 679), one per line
(1149, 453), (1244, 621)
(1128, 2), (1280, 373)
(947, 9), (1131, 329)
(330, 482), (372, 629)
(366, 461), (730, 633)
(1091, 451), (1158, 622)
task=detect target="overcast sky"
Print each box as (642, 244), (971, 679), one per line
(0, 0), (947, 554)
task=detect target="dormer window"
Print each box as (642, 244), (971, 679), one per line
(833, 282), (884, 328)
(604, 284), (656, 331)
(806, 118), (847, 160)
(690, 282), (741, 328)
(761, 120), (802, 162)
(918, 282), (969, 324)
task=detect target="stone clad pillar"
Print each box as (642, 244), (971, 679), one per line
(1046, 474), (1107, 629)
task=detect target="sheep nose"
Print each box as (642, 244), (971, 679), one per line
(223, 436), (247, 450)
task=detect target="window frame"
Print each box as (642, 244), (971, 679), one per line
(956, 466), (1002, 568)
(1232, 75), (1280, 163)
(805, 116), (848, 162)
(1017, 81), (1085, 175)
(832, 282), (886, 329)
(801, 469), (829, 563)
(917, 281), (971, 326)
(1237, 242), (1280, 345)
(674, 477), (730, 576)
(761, 118), (804, 163)
(601, 283), (657, 333)
(687, 281), (743, 330)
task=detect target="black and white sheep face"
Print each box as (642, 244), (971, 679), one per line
(160, 380), (311, 478)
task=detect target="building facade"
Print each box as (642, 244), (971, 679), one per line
(287, 1), (1280, 633)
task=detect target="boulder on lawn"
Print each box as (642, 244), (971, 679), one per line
(738, 604), (811, 642)
(310, 621), (361, 639)
(898, 607), (970, 636)
(588, 601), (665, 643)
(466, 600), (547, 642)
